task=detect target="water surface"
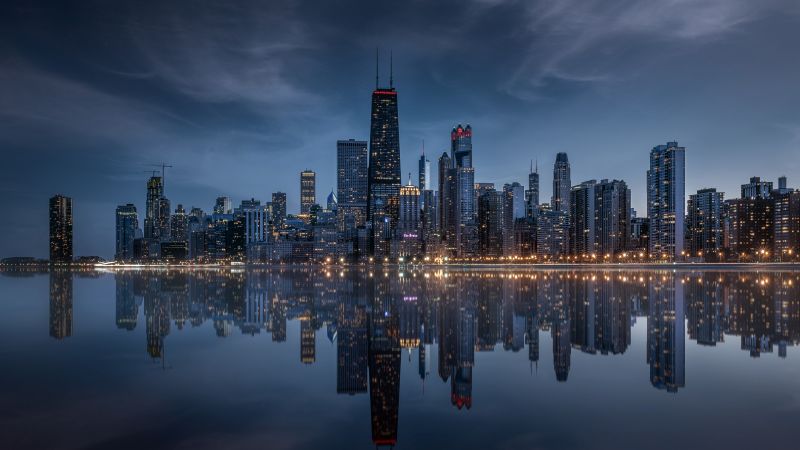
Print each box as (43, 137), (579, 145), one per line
(1, 268), (798, 449)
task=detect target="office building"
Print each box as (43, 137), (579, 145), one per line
(337, 139), (368, 233)
(366, 67), (401, 245)
(478, 188), (504, 257)
(300, 170), (316, 214)
(418, 150), (430, 191)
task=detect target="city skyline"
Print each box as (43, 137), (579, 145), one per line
(3, 1), (800, 257)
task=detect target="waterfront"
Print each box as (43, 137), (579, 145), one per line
(1, 268), (798, 449)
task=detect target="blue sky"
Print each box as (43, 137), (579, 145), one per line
(2, 0), (800, 257)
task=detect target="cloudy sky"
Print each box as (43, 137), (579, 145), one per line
(2, 0), (800, 258)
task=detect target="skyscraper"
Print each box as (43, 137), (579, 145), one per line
(502, 182), (525, 255)
(551, 153), (571, 214)
(478, 188), (503, 257)
(271, 192), (287, 229)
(451, 125), (476, 256)
(300, 170), (316, 214)
(647, 141), (685, 259)
(144, 176), (164, 239)
(687, 188), (724, 257)
(115, 203), (138, 261)
(418, 149), (430, 191)
(438, 152), (457, 254)
(337, 139), (368, 232)
(569, 181), (597, 255)
(398, 177), (420, 233)
(366, 62), (401, 238)
(594, 179), (631, 256)
(526, 160), (540, 217)
(49, 195), (73, 264)
(170, 204), (188, 243)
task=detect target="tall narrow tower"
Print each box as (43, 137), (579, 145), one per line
(367, 52), (401, 254)
(551, 153), (571, 214)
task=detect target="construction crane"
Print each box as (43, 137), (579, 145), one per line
(148, 163), (174, 188)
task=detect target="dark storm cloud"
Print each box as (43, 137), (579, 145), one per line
(1, 0), (799, 257)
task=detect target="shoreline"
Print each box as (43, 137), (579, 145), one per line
(4, 261), (800, 273)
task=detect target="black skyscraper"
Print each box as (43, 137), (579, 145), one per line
(49, 195), (73, 264)
(366, 56), (401, 253)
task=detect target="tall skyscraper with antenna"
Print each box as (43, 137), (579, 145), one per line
(367, 50), (401, 255)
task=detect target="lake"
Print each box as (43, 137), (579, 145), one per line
(1, 267), (798, 449)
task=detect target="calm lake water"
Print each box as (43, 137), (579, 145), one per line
(1, 267), (798, 449)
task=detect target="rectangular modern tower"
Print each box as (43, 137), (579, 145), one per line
(337, 139), (368, 231)
(366, 76), (401, 256)
(115, 203), (138, 261)
(647, 141), (685, 259)
(300, 170), (316, 214)
(49, 195), (73, 264)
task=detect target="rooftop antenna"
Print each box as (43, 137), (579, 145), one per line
(389, 50), (393, 88)
(422, 139), (425, 157)
(375, 48), (379, 89)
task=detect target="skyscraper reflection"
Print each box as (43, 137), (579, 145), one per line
(91, 267), (800, 446)
(49, 269), (73, 339)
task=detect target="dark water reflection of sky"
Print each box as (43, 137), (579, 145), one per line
(1, 268), (798, 450)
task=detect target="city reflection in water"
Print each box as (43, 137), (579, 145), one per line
(72, 269), (798, 447)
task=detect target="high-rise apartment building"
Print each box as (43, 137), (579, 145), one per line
(687, 188), (724, 257)
(647, 141), (685, 259)
(551, 153), (571, 214)
(115, 203), (138, 261)
(49, 195), (73, 263)
(271, 192), (287, 229)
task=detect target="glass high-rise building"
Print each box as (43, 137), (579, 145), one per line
(647, 141), (685, 259)
(49, 195), (73, 264)
(551, 153), (571, 214)
(337, 139), (368, 231)
(115, 203), (138, 261)
(300, 170), (316, 214)
(418, 151), (430, 191)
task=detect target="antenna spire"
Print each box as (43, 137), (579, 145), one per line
(375, 48), (379, 89)
(389, 50), (393, 88)
(422, 139), (425, 156)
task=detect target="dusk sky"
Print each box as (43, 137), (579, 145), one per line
(2, 0), (800, 258)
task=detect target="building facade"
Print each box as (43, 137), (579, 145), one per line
(647, 141), (685, 259)
(49, 195), (73, 263)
